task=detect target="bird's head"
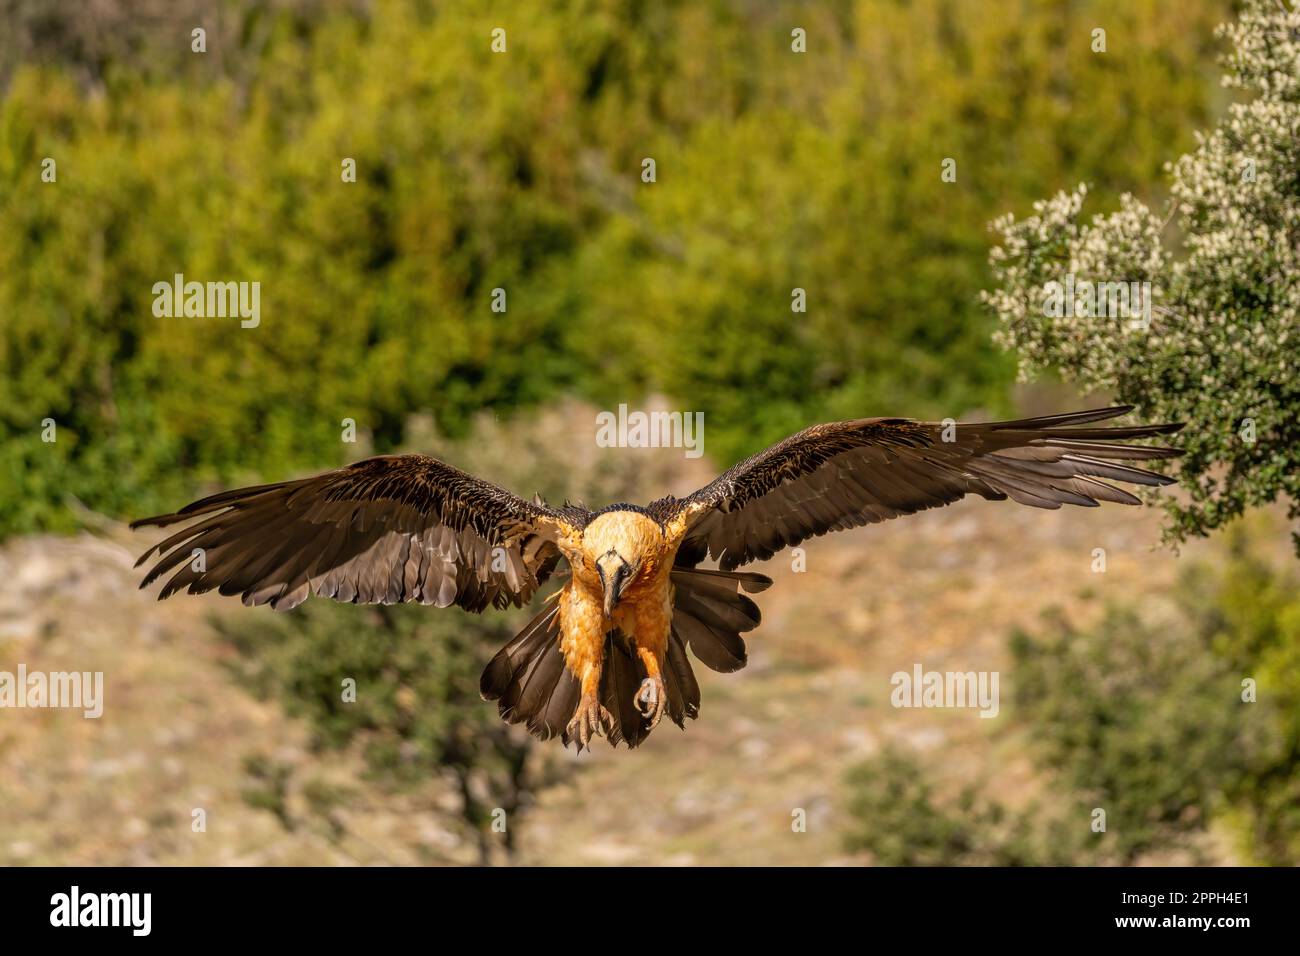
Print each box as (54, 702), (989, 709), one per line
(583, 509), (662, 617)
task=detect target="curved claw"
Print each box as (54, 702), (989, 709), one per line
(634, 676), (667, 729)
(566, 696), (614, 751)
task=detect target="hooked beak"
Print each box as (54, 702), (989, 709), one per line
(597, 553), (633, 618)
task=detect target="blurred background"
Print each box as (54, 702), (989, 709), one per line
(1, 0), (1296, 865)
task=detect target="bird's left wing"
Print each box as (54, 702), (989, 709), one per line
(132, 454), (581, 612)
(653, 406), (1182, 571)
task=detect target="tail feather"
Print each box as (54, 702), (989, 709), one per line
(673, 566), (773, 593)
(674, 608), (747, 673)
(480, 597), (579, 743)
(597, 628), (702, 748)
(663, 627), (701, 727)
(669, 566), (770, 674)
(600, 634), (651, 748)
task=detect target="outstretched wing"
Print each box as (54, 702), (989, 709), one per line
(132, 454), (581, 612)
(654, 406), (1182, 571)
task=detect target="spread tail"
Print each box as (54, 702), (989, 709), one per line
(481, 566), (771, 749)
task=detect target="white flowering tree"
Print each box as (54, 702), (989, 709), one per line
(983, 0), (1299, 553)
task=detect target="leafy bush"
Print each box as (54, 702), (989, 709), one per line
(842, 747), (1085, 866)
(844, 523), (1300, 865)
(1010, 606), (1244, 864)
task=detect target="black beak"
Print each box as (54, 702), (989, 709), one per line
(599, 559), (632, 617)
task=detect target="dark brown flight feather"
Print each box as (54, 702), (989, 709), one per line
(654, 405), (1182, 571)
(131, 454), (576, 612)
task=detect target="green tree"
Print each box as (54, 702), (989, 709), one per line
(217, 600), (552, 864)
(1, 0), (1229, 537)
(983, 0), (1300, 553)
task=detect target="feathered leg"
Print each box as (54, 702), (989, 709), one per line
(558, 582), (613, 749)
(629, 592), (672, 729)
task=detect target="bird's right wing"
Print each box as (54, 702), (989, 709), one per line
(132, 454), (583, 612)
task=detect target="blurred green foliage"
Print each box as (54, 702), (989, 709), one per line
(0, 0), (1228, 535)
(843, 747), (1086, 866)
(844, 522), (1300, 865)
(1010, 606), (1244, 864)
(1179, 528), (1300, 865)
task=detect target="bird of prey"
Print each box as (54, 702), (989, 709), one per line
(133, 405), (1180, 750)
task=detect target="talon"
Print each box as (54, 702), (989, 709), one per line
(634, 680), (654, 714)
(565, 713), (583, 750)
(567, 696), (611, 751)
(634, 676), (667, 728)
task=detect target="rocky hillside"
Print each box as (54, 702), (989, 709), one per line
(1, 491), (1284, 865)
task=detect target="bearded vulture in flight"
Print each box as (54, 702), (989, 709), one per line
(133, 405), (1181, 750)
